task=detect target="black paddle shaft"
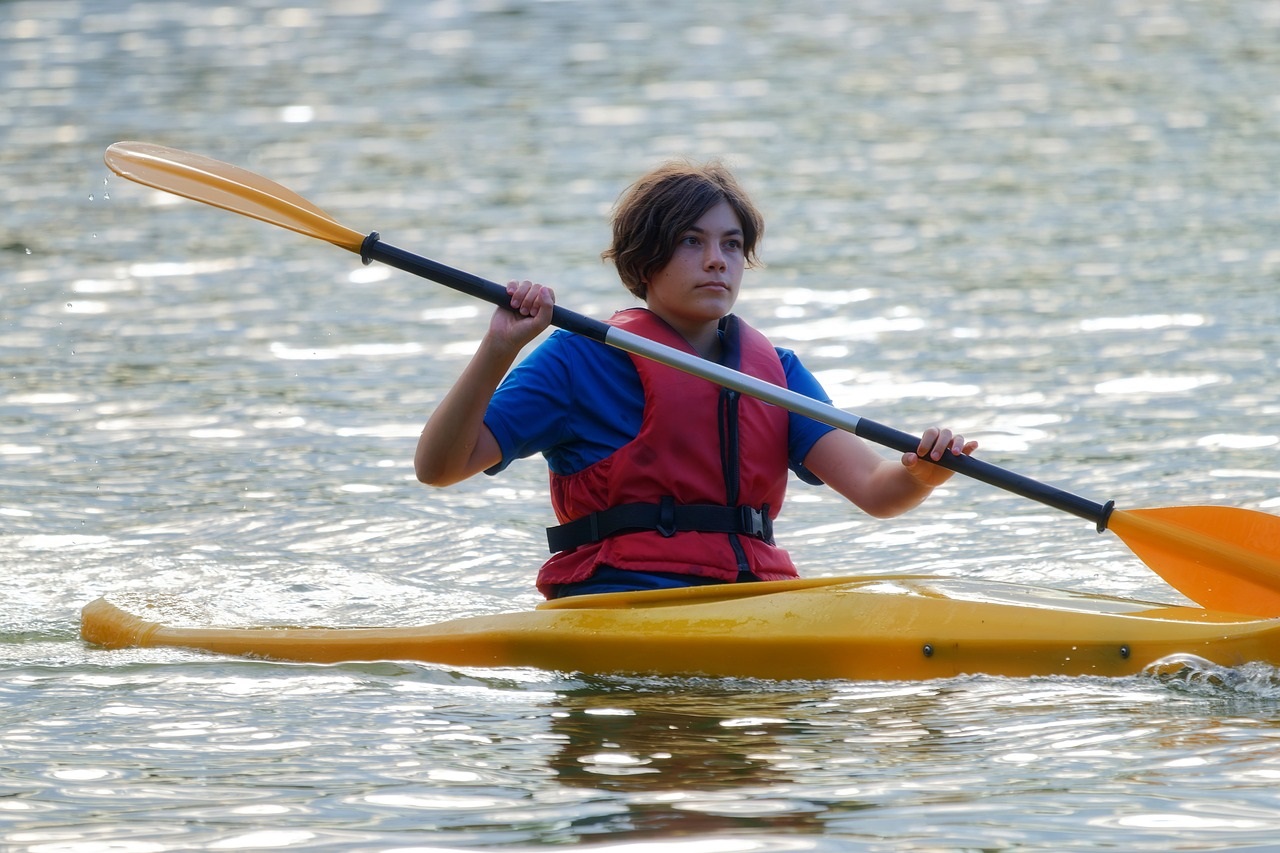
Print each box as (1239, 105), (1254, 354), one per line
(361, 235), (1115, 532)
(851, 419), (1114, 530)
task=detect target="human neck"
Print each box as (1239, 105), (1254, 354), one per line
(655, 312), (721, 360)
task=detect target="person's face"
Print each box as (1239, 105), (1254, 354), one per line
(644, 200), (745, 333)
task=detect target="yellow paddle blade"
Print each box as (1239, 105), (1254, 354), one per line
(1109, 506), (1280, 617)
(104, 141), (367, 253)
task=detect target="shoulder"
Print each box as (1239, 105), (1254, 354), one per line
(541, 329), (633, 370)
(544, 328), (625, 356)
(775, 347), (826, 395)
(505, 329), (637, 395)
(775, 346), (803, 370)
(513, 329), (621, 372)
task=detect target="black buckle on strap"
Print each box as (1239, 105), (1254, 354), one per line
(740, 504), (772, 542)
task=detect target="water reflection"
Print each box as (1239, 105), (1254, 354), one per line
(533, 671), (1280, 845)
(545, 683), (832, 838)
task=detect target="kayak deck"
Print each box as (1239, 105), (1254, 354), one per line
(79, 575), (1280, 681)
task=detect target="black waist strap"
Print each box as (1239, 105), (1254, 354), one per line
(547, 497), (774, 554)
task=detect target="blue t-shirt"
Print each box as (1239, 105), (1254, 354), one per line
(483, 329), (835, 484)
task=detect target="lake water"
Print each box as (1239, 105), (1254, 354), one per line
(4, 0), (1280, 849)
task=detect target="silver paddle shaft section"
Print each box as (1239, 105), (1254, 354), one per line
(606, 327), (861, 433)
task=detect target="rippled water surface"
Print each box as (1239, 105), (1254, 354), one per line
(3, 0), (1280, 850)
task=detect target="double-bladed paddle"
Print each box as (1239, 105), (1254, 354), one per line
(103, 141), (1280, 617)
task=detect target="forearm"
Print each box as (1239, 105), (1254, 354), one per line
(801, 428), (967, 519)
(855, 461), (938, 518)
(414, 335), (517, 486)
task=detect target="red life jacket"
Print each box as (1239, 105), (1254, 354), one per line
(536, 308), (798, 595)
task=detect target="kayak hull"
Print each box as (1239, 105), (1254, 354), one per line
(79, 575), (1280, 681)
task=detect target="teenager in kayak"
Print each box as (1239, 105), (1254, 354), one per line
(416, 161), (977, 598)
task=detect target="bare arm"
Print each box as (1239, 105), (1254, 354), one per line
(414, 281), (555, 487)
(802, 426), (978, 518)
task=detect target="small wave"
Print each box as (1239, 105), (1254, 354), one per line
(1143, 654), (1280, 697)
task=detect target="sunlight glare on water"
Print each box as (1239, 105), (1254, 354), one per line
(2, 0), (1280, 850)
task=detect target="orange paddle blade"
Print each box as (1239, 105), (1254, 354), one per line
(104, 142), (367, 253)
(1109, 506), (1280, 617)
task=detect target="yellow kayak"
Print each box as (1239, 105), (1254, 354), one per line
(79, 575), (1280, 681)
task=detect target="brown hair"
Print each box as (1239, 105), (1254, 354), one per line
(602, 160), (764, 299)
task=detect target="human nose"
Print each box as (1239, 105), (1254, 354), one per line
(704, 243), (727, 271)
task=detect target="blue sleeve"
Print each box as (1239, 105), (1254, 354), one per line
(483, 331), (642, 476)
(482, 333), (572, 474)
(779, 348), (837, 485)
